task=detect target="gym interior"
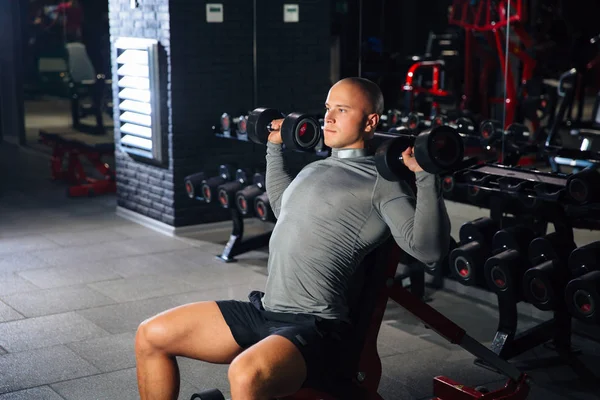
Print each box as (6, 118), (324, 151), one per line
(0, 0), (599, 399)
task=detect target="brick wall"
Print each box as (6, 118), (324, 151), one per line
(108, 0), (178, 225)
(109, 0), (331, 227)
(0, 0), (25, 144)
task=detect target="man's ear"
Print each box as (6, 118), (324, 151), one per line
(364, 113), (380, 134)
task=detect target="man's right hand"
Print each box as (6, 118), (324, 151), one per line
(267, 118), (284, 144)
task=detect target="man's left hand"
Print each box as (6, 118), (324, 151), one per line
(402, 147), (424, 173)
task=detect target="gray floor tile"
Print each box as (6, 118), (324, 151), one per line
(76, 296), (180, 334)
(381, 346), (504, 399)
(0, 273), (39, 296)
(119, 235), (193, 255)
(42, 227), (130, 247)
(0, 346), (6, 356)
(103, 252), (201, 279)
(0, 345), (99, 394)
(0, 386), (65, 400)
(177, 357), (230, 397)
(30, 241), (144, 267)
(66, 332), (136, 373)
(51, 368), (197, 400)
(17, 263), (123, 289)
(0, 235), (60, 256)
(377, 374), (423, 400)
(171, 265), (270, 292)
(0, 301), (23, 323)
(88, 275), (197, 303)
(1, 286), (116, 318)
(111, 224), (166, 239)
(527, 382), (599, 400)
(0, 312), (109, 352)
(377, 321), (447, 355)
(0, 253), (52, 273)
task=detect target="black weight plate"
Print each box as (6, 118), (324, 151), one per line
(375, 137), (408, 181)
(414, 125), (463, 174)
(280, 112), (322, 151)
(247, 108), (284, 144)
(190, 388), (226, 400)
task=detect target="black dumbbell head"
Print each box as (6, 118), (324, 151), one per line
(459, 217), (498, 245)
(413, 125), (464, 174)
(564, 271), (600, 323)
(247, 108), (285, 144)
(567, 168), (600, 204)
(484, 249), (523, 294)
(184, 172), (205, 199)
(479, 120), (502, 145)
(280, 113), (322, 151)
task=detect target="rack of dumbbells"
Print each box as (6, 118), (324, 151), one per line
(440, 154), (600, 381)
(183, 163), (274, 263)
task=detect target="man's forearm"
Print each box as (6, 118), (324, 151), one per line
(265, 142), (294, 218)
(413, 171), (451, 261)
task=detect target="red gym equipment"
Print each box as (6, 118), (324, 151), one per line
(39, 130), (116, 197)
(404, 0), (540, 131)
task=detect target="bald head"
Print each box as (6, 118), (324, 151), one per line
(336, 77), (385, 115)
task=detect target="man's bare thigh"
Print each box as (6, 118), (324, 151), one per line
(144, 301), (243, 364)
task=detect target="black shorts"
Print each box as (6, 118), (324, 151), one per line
(216, 291), (351, 385)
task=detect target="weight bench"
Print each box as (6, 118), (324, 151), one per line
(38, 130), (116, 197)
(193, 238), (530, 400)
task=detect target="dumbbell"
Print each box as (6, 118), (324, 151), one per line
(433, 115), (476, 135)
(380, 109), (405, 130)
(504, 123), (531, 144)
(449, 217), (499, 286)
(235, 173), (266, 216)
(217, 112), (233, 137)
(405, 112), (431, 131)
(199, 165), (235, 204)
(216, 169), (251, 209)
(373, 124), (465, 181)
(235, 115), (248, 141)
(183, 171), (205, 199)
(522, 231), (576, 311)
(254, 191), (275, 222)
(431, 114), (448, 128)
(479, 119), (503, 146)
(441, 174), (455, 194)
(190, 388), (226, 400)
(483, 225), (537, 298)
(567, 168), (600, 204)
(565, 241), (600, 323)
(247, 108), (322, 151)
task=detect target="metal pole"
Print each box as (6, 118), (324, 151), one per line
(253, 0), (258, 108)
(358, 0), (362, 77)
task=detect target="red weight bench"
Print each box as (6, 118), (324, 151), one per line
(278, 238), (530, 400)
(39, 130), (116, 197)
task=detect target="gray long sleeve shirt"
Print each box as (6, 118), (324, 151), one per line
(262, 142), (451, 322)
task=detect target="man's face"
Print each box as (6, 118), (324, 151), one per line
(323, 82), (378, 149)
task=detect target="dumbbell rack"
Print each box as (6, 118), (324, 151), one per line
(216, 207), (272, 263)
(447, 164), (600, 382)
(451, 163), (600, 230)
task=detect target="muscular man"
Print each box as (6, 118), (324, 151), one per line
(135, 77), (451, 400)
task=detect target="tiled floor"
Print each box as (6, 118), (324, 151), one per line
(0, 142), (599, 399)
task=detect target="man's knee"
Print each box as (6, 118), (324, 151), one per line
(228, 354), (268, 392)
(135, 316), (172, 356)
